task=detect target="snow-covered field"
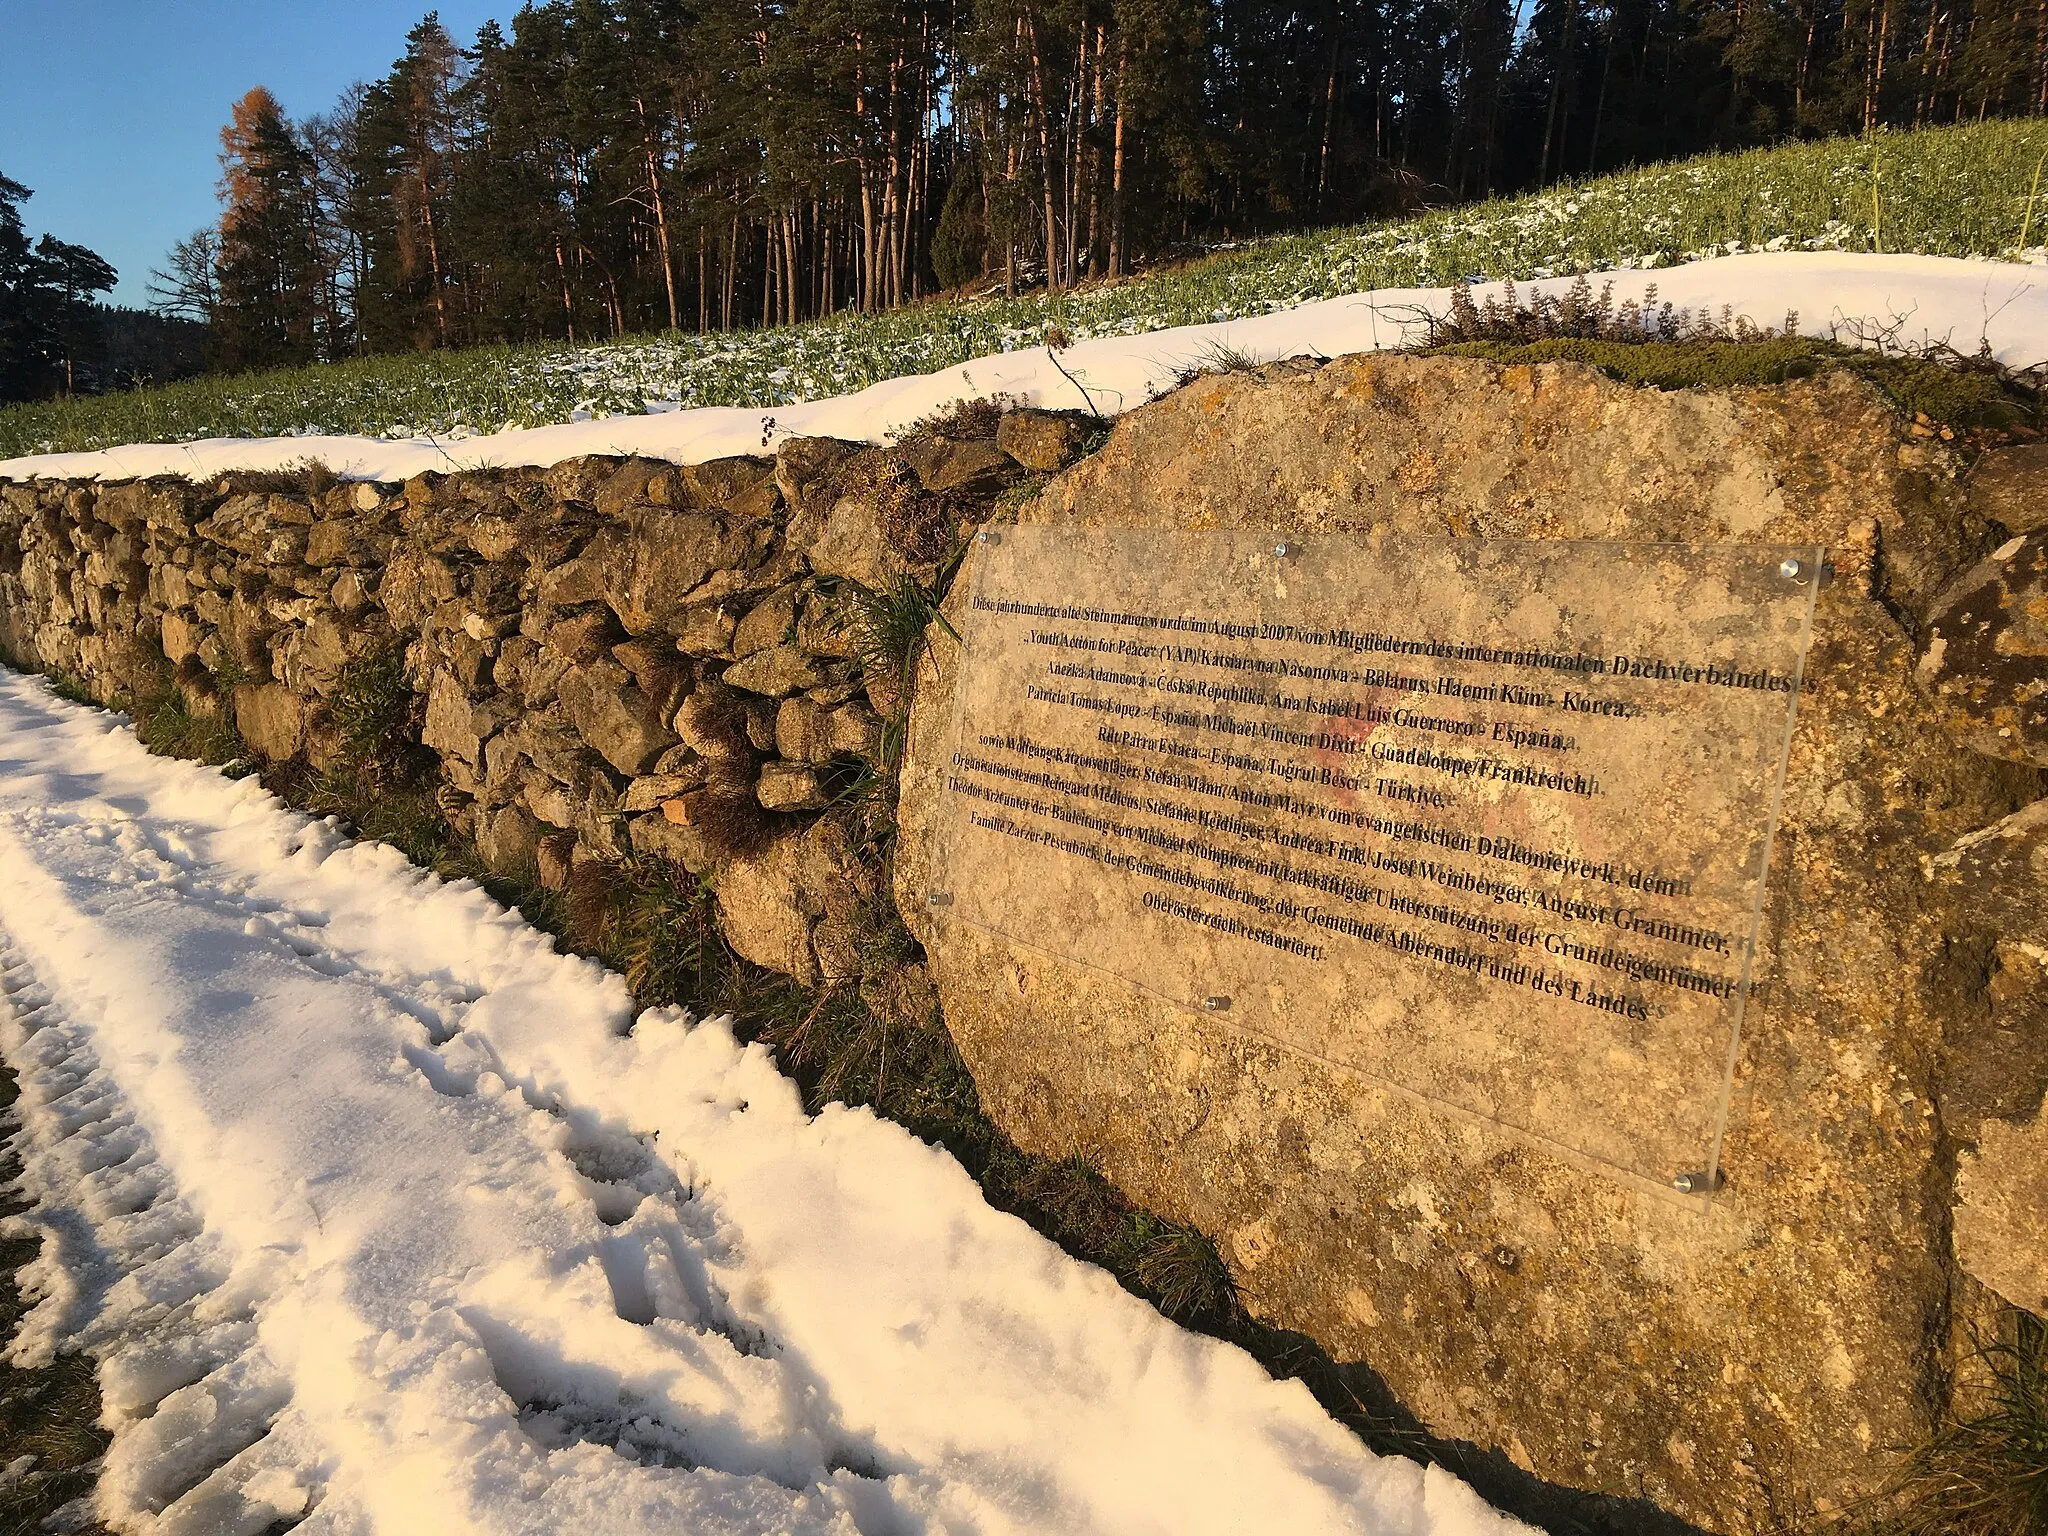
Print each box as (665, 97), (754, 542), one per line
(3, 251), (2045, 486)
(0, 669), (1527, 1534)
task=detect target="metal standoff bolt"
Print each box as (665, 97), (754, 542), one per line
(1778, 555), (1836, 588)
(1201, 995), (1233, 1012)
(977, 528), (1002, 546)
(1273, 541), (1300, 559)
(1672, 1168), (1727, 1195)
(927, 891), (954, 908)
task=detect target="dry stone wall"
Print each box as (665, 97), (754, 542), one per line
(0, 419), (1072, 993)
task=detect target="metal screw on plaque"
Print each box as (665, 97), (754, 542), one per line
(1671, 1168), (1726, 1195)
(927, 891), (954, 908)
(1201, 995), (1232, 1012)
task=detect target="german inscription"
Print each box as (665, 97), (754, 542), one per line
(932, 528), (1819, 1190)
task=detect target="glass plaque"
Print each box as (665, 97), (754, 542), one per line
(929, 527), (1820, 1202)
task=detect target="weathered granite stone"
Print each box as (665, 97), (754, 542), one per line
(628, 810), (714, 873)
(715, 830), (817, 982)
(613, 511), (758, 635)
(1916, 531), (2048, 765)
(806, 496), (907, 590)
(478, 803), (542, 875)
(621, 769), (708, 813)
(233, 682), (304, 761)
(1924, 795), (2048, 946)
(721, 643), (826, 697)
(379, 549), (458, 632)
(201, 494), (313, 563)
(1954, 1113), (2048, 1313)
(998, 408), (1088, 471)
(775, 696), (880, 763)
(757, 761), (828, 811)
(537, 532), (627, 609)
(547, 610), (619, 664)
(682, 456), (774, 510)
(773, 437), (857, 525)
(422, 669), (495, 765)
(733, 585), (799, 657)
(897, 354), (2046, 1534)
(559, 659), (677, 776)
(159, 611), (203, 667)
(675, 603), (738, 657)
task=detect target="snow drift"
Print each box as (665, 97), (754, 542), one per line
(0, 670), (1527, 1534)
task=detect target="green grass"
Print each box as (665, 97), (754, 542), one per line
(1854, 1311), (2048, 1536)
(1433, 336), (2038, 430)
(4, 121), (2045, 461)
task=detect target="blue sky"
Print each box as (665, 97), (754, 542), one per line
(1, 2), (514, 306)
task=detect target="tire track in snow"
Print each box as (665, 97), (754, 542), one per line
(0, 670), (1528, 1536)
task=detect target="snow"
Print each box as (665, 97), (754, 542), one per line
(0, 668), (1531, 1535)
(3, 251), (2044, 486)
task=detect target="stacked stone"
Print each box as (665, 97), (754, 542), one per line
(0, 409), (1088, 989)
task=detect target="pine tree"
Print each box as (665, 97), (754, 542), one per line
(214, 88), (323, 371)
(0, 171), (118, 402)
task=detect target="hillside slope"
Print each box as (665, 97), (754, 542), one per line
(2, 120), (2044, 464)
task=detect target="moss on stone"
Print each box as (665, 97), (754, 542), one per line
(1427, 336), (2033, 431)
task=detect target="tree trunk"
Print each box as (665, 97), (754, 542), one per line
(1027, 10), (1060, 293)
(1108, 36), (1128, 280)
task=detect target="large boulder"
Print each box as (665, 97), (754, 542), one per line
(897, 354), (2044, 1533)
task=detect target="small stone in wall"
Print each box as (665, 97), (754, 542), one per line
(721, 643), (827, 698)
(160, 611), (203, 667)
(559, 660), (678, 776)
(757, 761), (828, 811)
(776, 696), (881, 764)
(330, 570), (373, 617)
(547, 610), (619, 664)
(675, 604), (737, 658)
(733, 585), (800, 658)
(806, 496), (907, 591)
(422, 669), (497, 766)
(233, 683), (304, 762)
(996, 409), (1088, 471)
(901, 437), (1017, 494)
(714, 830), (817, 983)
(478, 803), (542, 876)
(622, 769), (709, 813)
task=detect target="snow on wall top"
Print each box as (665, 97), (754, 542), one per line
(2, 252), (2044, 486)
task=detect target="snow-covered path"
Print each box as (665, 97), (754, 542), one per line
(0, 669), (1524, 1536)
